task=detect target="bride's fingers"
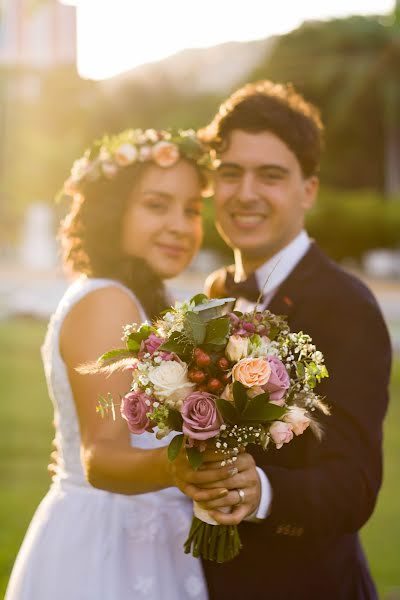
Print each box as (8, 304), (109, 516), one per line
(178, 481), (229, 503)
(197, 488), (254, 510)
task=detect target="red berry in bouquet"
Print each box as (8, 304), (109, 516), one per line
(207, 378), (224, 394)
(188, 369), (207, 384)
(193, 348), (211, 368)
(216, 357), (230, 371)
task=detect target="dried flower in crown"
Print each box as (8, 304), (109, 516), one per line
(60, 128), (215, 199)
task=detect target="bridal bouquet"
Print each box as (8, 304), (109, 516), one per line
(96, 294), (329, 563)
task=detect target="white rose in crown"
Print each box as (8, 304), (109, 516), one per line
(115, 143), (138, 166)
(225, 335), (249, 362)
(152, 141), (180, 168)
(148, 361), (195, 407)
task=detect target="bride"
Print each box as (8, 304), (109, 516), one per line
(5, 129), (221, 600)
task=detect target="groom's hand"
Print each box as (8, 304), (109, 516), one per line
(197, 452), (262, 524)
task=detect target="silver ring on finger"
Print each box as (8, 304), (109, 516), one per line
(236, 488), (245, 505)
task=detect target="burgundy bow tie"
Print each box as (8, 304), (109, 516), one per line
(225, 271), (262, 303)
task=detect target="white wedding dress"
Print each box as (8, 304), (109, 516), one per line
(5, 276), (208, 600)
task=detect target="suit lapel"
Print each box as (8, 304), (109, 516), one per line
(267, 242), (324, 319)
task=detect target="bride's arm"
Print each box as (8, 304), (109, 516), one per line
(60, 285), (173, 495)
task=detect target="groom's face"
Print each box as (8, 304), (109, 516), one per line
(213, 130), (318, 267)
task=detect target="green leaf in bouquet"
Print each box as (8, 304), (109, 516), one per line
(232, 381), (248, 414)
(241, 394), (286, 422)
(190, 293), (208, 306)
(186, 446), (204, 470)
(295, 361), (306, 379)
(268, 325), (281, 340)
(184, 311), (206, 345)
(126, 324), (155, 352)
(99, 348), (135, 363)
(167, 409), (183, 432)
(159, 332), (193, 360)
(167, 434), (184, 462)
(204, 317), (230, 347)
(216, 398), (239, 424)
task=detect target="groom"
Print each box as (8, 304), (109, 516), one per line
(175, 81), (392, 599)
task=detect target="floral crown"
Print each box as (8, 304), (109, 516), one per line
(61, 128), (214, 198)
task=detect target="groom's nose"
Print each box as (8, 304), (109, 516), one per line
(236, 172), (259, 203)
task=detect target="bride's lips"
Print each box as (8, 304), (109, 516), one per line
(155, 243), (188, 258)
(230, 212), (267, 229)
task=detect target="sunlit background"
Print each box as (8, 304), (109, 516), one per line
(0, 0), (399, 597)
(67, 0), (396, 79)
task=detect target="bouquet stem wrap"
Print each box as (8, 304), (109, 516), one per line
(184, 502), (242, 563)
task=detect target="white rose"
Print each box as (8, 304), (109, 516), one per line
(283, 406), (311, 436)
(221, 384), (234, 402)
(148, 361), (194, 407)
(115, 143), (138, 166)
(139, 145), (152, 162)
(225, 335), (249, 362)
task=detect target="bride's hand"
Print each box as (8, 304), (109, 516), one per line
(195, 452), (262, 524)
(169, 448), (238, 504)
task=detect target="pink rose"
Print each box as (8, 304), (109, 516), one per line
(152, 141), (180, 168)
(140, 333), (164, 355)
(269, 421), (294, 449)
(283, 406), (311, 436)
(232, 357), (271, 388)
(263, 356), (290, 405)
(121, 391), (152, 434)
(182, 392), (222, 441)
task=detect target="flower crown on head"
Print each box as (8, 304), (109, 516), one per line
(61, 128), (214, 198)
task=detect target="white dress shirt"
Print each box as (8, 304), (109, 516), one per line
(239, 231), (311, 520)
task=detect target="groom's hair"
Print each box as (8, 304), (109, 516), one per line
(199, 80), (324, 177)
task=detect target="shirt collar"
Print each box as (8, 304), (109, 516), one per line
(255, 230), (311, 297)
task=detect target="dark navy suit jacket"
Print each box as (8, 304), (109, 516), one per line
(203, 243), (391, 600)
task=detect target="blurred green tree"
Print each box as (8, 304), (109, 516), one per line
(252, 10), (400, 195)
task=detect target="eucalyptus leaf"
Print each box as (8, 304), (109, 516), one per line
(295, 362), (306, 378)
(186, 446), (204, 470)
(168, 434), (184, 462)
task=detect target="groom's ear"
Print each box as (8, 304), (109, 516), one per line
(302, 175), (319, 211)
(204, 268), (228, 299)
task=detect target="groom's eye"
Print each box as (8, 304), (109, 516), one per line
(217, 167), (241, 181)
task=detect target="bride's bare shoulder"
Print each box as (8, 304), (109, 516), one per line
(60, 284), (142, 362)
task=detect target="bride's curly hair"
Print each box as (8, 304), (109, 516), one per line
(59, 163), (170, 320)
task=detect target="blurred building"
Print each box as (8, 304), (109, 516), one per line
(0, 0), (76, 69)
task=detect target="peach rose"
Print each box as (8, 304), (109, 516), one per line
(101, 161), (118, 178)
(232, 357), (271, 388)
(152, 141), (180, 168)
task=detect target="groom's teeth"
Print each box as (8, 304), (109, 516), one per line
(233, 214), (264, 226)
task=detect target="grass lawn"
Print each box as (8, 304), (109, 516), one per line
(0, 318), (399, 598)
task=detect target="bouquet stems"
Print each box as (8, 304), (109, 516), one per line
(184, 516), (242, 563)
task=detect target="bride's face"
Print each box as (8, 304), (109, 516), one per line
(121, 160), (203, 279)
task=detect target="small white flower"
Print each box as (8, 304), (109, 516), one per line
(114, 143), (138, 166)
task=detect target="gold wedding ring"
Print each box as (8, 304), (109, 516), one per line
(236, 488), (245, 505)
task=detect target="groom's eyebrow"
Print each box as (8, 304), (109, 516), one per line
(217, 162), (290, 174)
